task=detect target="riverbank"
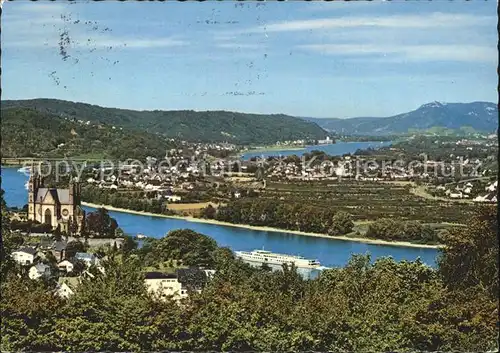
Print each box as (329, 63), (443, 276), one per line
(243, 145), (305, 154)
(82, 202), (443, 249)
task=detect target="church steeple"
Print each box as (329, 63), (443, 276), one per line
(69, 176), (80, 205)
(28, 168), (41, 203)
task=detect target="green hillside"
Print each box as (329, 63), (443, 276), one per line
(1, 108), (176, 160)
(2, 99), (327, 144)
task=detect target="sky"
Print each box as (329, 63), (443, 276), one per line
(2, 0), (497, 118)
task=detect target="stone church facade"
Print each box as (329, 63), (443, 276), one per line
(27, 173), (85, 234)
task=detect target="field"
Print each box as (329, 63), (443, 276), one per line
(259, 180), (479, 224)
(167, 202), (222, 216)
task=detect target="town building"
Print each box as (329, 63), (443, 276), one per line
(144, 272), (187, 301)
(29, 263), (51, 280)
(27, 172), (85, 233)
(56, 277), (80, 299)
(12, 247), (37, 265)
(144, 268), (215, 301)
(74, 252), (98, 268)
(58, 259), (75, 273)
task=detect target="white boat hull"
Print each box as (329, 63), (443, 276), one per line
(235, 250), (321, 269)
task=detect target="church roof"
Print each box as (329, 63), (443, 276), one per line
(57, 189), (71, 203)
(35, 188), (71, 204)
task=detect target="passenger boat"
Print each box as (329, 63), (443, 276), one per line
(234, 249), (321, 269)
(136, 233), (148, 239)
(18, 166), (31, 174)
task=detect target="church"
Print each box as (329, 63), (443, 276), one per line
(27, 172), (85, 234)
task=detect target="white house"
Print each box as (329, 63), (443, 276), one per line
(56, 277), (80, 299)
(486, 181), (498, 192)
(144, 272), (187, 301)
(12, 247), (37, 265)
(29, 263), (51, 280)
(58, 259), (75, 273)
(165, 195), (182, 202)
(56, 282), (75, 299)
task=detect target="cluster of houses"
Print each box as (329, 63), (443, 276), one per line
(268, 139), (307, 147)
(11, 240), (104, 298)
(472, 180), (498, 203)
(165, 141), (238, 157)
(83, 152), (255, 201)
(61, 118), (238, 156)
(62, 116), (123, 132)
(432, 180), (497, 202)
(265, 155), (424, 181)
(264, 153), (495, 184)
(11, 239), (216, 302)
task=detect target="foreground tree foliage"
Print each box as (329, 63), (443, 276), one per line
(0, 186), (498, 352)
(438, 206), (498, 298)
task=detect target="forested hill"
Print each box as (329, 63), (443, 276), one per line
(2, 99), (327, 144)
(305, 101), (498, 135)
(1, 108), (176, 160)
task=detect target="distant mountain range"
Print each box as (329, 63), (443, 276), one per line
(2, 100), (497, 149)
(304, 102), (498, 135)
(1, 99), (327, 145)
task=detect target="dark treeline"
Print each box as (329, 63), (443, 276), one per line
(366, 218), (441, 244)
(209, 199), (354, 235)
(205, 200), (443, 243)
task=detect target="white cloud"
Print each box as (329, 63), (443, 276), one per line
(86, 37), (188, 49)
(3, 3), (189, 51)
(250, 13), (494, 33)
(297, 44), (497, 63)
(216, 43), (264, 50)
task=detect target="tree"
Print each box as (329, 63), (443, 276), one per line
(70, 260), (86, 276)
(68, 217), (78, 236)
(365, 218), (401, 240)
(121, 235), (138, 254)
(200, 204), (216, 219)
(329, 212), (354, 235)
(438, 206), (498, 298)
(177, 268), (208, 293)
(65, 241), (85, 259)
(1, 186), (16, 282)
(53, 224), (62, 241)
(85, 208), (118, 238)
(147, 229), (217, 268)
(1, 275), (63, 351)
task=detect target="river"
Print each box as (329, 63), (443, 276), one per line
(1, 166), (439, 270)
(241, 141), (393, 160)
